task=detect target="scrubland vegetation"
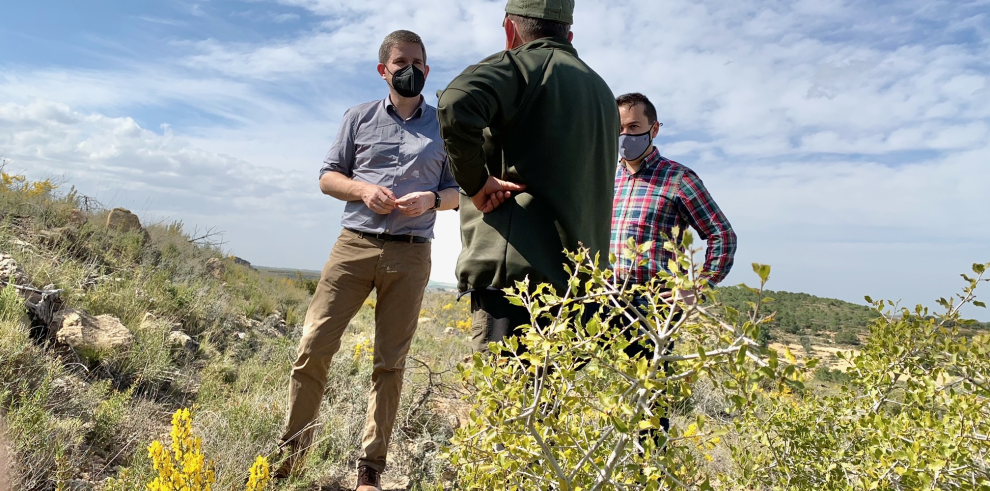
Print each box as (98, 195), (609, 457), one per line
(1, 164), (987, 490)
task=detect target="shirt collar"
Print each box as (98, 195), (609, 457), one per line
(515, 37), (579, 57)
(620, 147), (663, 176)
(383, 95), (426, 121)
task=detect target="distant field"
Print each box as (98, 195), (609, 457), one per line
(255, 265), (321, 281)
(256, 265), (458, 291)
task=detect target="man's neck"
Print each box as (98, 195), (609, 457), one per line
(623, 146), (655, 174)
(388, 93), (422, 120)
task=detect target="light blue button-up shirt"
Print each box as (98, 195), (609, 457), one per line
(320, 96), (458, 238)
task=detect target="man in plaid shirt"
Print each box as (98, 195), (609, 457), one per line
(611, 92), (736, 446)
(612, 92), (737, 304)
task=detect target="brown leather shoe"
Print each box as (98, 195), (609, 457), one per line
(271, 444), (298, 481)
(355, 465), (382, 491)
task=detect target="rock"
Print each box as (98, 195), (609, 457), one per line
(37, 227), (77, 248)
(230, 256), (256, 270)
(444, 326), (457, 335)
(205, 258), (226, 280)
(106, 208), (150, 243)
(67, 208), (87, 227)
(232, 313), (262, 331)
(233, 331), (247, 340)
(418, 317), (433, 325)
(105, 208), (142, 233)
(168, 331), (199, 354)
(0, 253), (29, 285)
(258, 311), (287, 337)
(53, 309), (134, 354)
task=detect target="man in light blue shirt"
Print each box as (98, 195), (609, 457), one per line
(275, 30), (459, 491)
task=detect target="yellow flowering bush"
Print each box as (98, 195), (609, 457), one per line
(105, 407), (273, 491)
(244, 456), (271, 491)
(353, 336), (374, 363)
(147, 408), (217, 491)
(0, 170), (57, 198)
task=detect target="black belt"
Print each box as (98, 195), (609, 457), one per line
(347, 228), (429, 244)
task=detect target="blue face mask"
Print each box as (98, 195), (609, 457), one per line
(618, 130), (652, 161)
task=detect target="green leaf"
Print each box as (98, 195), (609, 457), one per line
(610, 413), (629, 433)
(751, 263), (771, 283)
(974, 300), (986, 309)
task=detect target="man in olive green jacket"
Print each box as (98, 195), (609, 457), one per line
(438, 0), (619, 352)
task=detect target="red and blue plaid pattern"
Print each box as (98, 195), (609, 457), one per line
(611, 148), (737, 286)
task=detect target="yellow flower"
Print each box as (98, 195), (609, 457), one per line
(683, 423), (698, 438)
(245, 456), (271, 491)
(147, 408), (216, 491)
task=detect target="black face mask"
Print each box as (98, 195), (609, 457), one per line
(387, 64), (426, 98)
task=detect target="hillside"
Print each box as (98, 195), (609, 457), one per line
(714, 285), (988, 349)
(0, 170), (470, 490)
(1, 169), (986, 490)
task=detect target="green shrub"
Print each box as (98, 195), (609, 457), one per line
(448, 235), (802, 489)
(833, 328), (861, 346)
(732, 262), (990, 490)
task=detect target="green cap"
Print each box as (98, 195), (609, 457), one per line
(505, 0), (575, 25)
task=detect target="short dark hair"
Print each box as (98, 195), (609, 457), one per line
(616, 92), (657, 125)
(379, 30), (427, 65)
(507, 14), (570, 42)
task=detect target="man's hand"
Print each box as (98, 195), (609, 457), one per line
(470, 176), (527, 213)
(395, 191), (435, 217)
(361, 184), (396, 215)
(660, 289), (696, 313)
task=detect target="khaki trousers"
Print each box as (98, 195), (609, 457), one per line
(280, 229), (431, 472)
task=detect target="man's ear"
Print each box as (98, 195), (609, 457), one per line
(651, 121), (661, 139)
(504, 17), (520, 50)
(567, 31), (574, 43)
(423, 65), (430, 80)
(377, 63), (387, 81)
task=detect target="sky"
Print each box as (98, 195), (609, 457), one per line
(1, 0), (988, 320)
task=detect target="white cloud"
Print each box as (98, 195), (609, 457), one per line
(271, 12), (300, 23)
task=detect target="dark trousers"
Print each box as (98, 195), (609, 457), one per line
(469, 289), (677, 441)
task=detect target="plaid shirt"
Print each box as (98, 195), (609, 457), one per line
(611, 148), (737, 286)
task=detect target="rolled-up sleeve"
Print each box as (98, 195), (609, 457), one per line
(320, 109), (357, 177)
(438, 157), (459, 191)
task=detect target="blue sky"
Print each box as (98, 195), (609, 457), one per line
(2, 0), (989, 320)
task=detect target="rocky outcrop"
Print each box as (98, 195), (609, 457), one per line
(260, 311), (287, 336)
(105, 208), (150, 243)
(105, 208), (142, 233)
(231, 311), (287, 338)
(232, 313), (261, 332)
(53, 309), (134, 354)
(205, 258), (226, 280)
(0, 253), (29, 285)
(231, 256), (256, 270)
(168, 331), (198, 354)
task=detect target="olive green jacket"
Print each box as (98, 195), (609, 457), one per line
(437, 37), (619, 292)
